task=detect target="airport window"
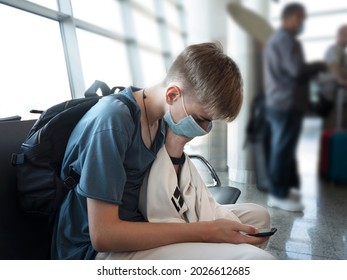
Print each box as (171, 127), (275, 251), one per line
(303, 13), (347, 40)
(168, 30), (185, 58)
(26, 0), (58, 10)
(130, 0), (156, 15)
(0, 0), (186, 119)
(139, 48), (166, 86)
(300, 12), (346, 61)
(76, 29), (132, 89)
(132, 8), (161, 48)
(163, 0), (180, 29)
(299, 11), (344, 62)
(301, 39), (335, 63)
(0, 4), (70, 120)
(167, 0), (187, 58)
(71, 0), (124, 35)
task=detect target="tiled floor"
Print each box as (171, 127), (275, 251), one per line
(266, 118), (347, 260)
(209, 118), (347, 259)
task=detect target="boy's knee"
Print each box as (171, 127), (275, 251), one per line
(249, 203), (271, 229)
(258, 205), (271, 228)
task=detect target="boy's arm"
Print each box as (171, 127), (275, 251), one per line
(87, 198), (267, 253)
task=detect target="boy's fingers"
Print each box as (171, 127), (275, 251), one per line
(232, 223), (269, 245)
(234, 223), (258, 235)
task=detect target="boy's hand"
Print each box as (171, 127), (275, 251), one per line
(206, 219), (269, 246)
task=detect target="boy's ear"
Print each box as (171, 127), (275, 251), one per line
(165, 85), (182, 105)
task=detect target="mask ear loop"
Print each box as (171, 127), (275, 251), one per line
(167, 88), (186, 120)
(181, 93), (189, 117)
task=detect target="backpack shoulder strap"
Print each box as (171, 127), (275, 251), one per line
(115, 94), (137, 122)
(62, 93), (138, 189)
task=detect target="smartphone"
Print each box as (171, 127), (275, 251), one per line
(247, 227), (277, 237)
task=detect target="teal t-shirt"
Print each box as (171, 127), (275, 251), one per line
(51, 87), (165, 259)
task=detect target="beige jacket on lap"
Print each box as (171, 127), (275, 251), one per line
(139, 146), (240, 223)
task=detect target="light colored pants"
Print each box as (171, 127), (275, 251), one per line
(95, 203), (275, 260)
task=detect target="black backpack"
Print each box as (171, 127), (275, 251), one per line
(11, 81), (136, 224)
(244, 93), (271, 192)
(245, 93), (270, 144)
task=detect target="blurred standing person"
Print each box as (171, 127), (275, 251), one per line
(318, 25), (347, 130)
(263, 3), (325, 211)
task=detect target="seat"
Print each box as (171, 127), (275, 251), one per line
(0, 115), (22, 122)
(188, 155), (241, 204)
(0, 119), (51, 260)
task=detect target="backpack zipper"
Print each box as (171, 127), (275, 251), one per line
(38, 129), (42, 144)
(64, 100), (70, 109)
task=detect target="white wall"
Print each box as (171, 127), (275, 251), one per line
(183, 0), (232, 171)
(183, 0), (270, 184)
(227, 0), (270, 185)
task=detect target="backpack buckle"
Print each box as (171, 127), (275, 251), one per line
(63, 176), (78, 189)
(63, 170), (81, 189)
(11, 153), (25, 166)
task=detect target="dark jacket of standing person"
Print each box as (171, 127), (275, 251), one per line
(263, 5), (325, 112)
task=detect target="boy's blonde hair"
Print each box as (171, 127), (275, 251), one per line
(165, 42), (243, 122)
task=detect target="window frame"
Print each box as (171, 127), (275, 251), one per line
(1, 0), (187, 96)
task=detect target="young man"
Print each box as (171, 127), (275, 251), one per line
(263, 3), (325, 212)
(51, 42), (275, 260)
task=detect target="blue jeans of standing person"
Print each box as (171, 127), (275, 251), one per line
(266, 108), (304, 199)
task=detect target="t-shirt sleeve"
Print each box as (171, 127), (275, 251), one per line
(76, 110), (135, 205)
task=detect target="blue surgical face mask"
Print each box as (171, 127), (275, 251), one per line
(164, 95), (212, 138)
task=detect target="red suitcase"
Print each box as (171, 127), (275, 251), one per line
(318, 129), (334, 178)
